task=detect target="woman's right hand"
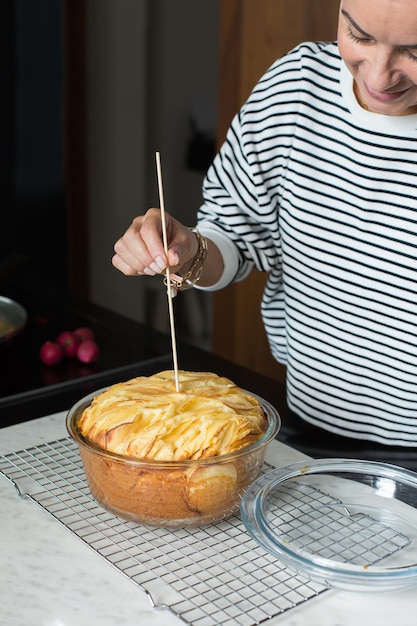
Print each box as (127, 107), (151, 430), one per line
(112, 208), (198, 278)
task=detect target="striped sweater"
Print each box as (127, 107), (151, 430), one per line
(197, 41), (417, 446)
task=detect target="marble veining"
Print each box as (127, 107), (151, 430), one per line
(1, 412), (416, 626)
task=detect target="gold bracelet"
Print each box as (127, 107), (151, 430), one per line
(164, 228), (207, 292)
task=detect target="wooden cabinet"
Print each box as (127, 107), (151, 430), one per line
(213, 0), (340, 382)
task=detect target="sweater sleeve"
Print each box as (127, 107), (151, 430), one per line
(194, 221), (251, 291)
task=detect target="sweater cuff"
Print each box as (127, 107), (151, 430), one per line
(194, 223), (241, 291)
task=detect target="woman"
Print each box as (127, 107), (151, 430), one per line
(113, 0), (417, 449)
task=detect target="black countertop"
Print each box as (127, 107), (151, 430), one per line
(2, 267), (416, 472)
(0, 267), (286, 427)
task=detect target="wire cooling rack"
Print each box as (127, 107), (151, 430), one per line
(0, 439), (327, 626)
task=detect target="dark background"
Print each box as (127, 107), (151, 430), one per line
(1, 0), (67, 289)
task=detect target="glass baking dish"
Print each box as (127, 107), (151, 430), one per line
(67, 387), (280, 527)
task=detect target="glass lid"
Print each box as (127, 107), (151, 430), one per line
(241, 458), (417, 591)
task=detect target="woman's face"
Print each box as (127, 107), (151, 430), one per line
(338, 0), (417, 115)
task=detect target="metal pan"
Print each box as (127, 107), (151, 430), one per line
(0, 296), (28, 342)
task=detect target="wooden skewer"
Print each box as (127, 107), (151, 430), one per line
(155, 151), (180, 392)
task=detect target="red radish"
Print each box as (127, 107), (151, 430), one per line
(40, 341), (64, 366)
(56, 330), (79, 358)
(74, 327), (95, 342)
(77, 339), (100, 363)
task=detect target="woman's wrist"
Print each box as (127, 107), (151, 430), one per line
(168, 228), (208, 291)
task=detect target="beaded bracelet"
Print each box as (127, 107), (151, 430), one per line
(164, 228), (207, 292)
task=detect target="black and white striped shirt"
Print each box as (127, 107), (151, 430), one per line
(197, 41), (417, 446)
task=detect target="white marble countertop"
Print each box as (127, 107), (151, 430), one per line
(1, 411), (416, 626)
